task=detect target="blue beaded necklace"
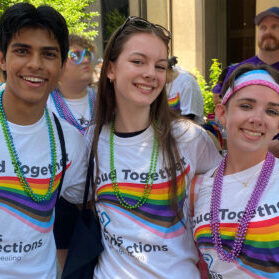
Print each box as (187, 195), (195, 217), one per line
(51, 87), (95, 135)
(0, 89), (57, 202)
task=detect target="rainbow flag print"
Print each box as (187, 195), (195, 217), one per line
(194, 216), (279, 278)
(168, 92), (180, 111)
(97, 167), (190, 239)
(0, 162), (71, 233)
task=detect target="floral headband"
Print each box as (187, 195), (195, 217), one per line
(222, 69), (279, 105)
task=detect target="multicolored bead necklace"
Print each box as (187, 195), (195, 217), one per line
(0, 90), (57, 202)
(210, 152), (275, 262)
(51, 87), (95, 135)
(110, 122), (159, 209)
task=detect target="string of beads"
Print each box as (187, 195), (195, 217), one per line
(110, 121), (159, 210)
(0, 90), (57, 202)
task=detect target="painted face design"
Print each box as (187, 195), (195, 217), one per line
(68, 48), (94, 65)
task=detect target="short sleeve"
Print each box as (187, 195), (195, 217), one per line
(61, 133), (88, 204)
(179, 74), (204, 119)
(195, 128), (222, 174)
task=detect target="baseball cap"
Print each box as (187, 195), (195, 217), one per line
(255, 6), (279, 25)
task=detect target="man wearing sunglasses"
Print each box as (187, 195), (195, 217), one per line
(48, 34), (96, 135)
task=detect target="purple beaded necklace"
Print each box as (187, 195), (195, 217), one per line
(50, 87), (95, 135)
(210, 152), (275, 262)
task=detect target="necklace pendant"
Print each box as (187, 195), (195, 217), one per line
(51, 88), (93, 135)
(78, 116), (88, 126)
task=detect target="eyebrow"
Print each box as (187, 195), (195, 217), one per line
(236, 98), (255, 103)
(130, 52), (168, 62)
(268, 102), (279, 107)
(236, 98), (279, 107)
(11, 43), (59, 52)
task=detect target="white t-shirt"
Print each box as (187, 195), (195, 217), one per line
(47, 87), (96, 130)
(93, 121), (221, 279)
(0, 112), (87, 279)
(190, 158), (279, 279)
(166, 72), (204, 124)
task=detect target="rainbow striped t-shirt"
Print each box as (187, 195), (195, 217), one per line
(93, 121), (221, 279)
(190, 159), (279, 279)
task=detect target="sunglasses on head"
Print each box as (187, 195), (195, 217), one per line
(68, 48), (94, 65)
(116, 16), (172, 41)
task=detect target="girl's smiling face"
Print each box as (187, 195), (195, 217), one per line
(107, 32), (168, 111)
(216, 84), (279, 160)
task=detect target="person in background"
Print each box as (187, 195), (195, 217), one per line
(0, 3), (87, 278)
(92, 57), (103, 91)
(210, 66), (230, 152)
(190, 64), (279, 279)
(166, 56), (204, 124)
(213, 7), (279, 155)
(47, 34), (96, 270)
(48, 34), (96, 135)
(167, 57), (222, 152)
(213, 6), (279, 96)
(212, 66), (229, 106)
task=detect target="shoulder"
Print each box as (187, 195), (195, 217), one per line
(273, 157), (279, 172)
(171, 120), (207, 143)
(177, 72), (197, 83)
(243, 56), (258, 64)
(271, 158), (279, 183)
(230, 56), (258, 71)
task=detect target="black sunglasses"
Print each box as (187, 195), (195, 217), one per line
(116, 16), (172, 41)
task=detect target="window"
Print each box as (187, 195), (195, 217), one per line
(227, 0), (256, 65)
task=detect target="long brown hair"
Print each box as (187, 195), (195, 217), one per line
(92, 18), (186, 214)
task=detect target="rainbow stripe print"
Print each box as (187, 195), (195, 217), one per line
(0, 163), (70, 233)
(194, 216), (279, 278)
(168, 92), (180, 111)
(97, 166), (190, 239)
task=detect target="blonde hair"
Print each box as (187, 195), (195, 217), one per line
(69, 34), (95, 53)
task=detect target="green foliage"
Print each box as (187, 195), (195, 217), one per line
(0, 0), (11, 15)
(105, 9), (126, 40)
(194, 58), (222, 116)
(0, 0), (99, 39)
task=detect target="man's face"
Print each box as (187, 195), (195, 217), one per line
(0, 27), (64, 109)
(258, 16), (279, 51)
